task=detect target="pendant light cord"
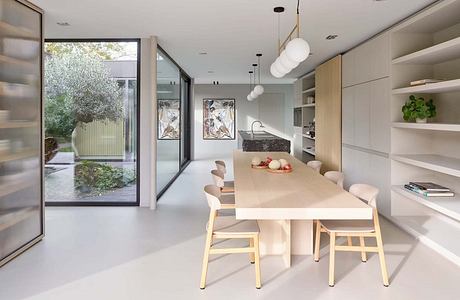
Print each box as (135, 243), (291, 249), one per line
(258, 57), (261, 85)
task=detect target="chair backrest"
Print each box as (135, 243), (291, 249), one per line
(215, 160), (227, 174)
(307, 160), (322, 173)
(204, 184), (222, 210)
(349, 184), (379, 208)
(324, 171), (345, 189)
(211, 169), (225, 188)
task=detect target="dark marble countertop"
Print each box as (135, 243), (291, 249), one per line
(238, 131), (285, 141)
(238, 131), (290, 153)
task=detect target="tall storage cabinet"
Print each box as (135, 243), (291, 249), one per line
(315, 55), (342, 173)
(0, 0), (43, 267)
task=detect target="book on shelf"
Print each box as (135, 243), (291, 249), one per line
(404, 184), (454, 197)
(409, 182), (451, 192)
(410, 79), (444, 86)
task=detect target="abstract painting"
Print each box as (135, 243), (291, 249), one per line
(158, 99), (180, 139)
(203, 98), (235, 140)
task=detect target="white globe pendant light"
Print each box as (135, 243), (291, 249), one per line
(270, 63), (284, 78)
(274, 57), (290, 74)
(279, 50), (299, 69)
(254, 85), (264, 96)
(247, 94), (254, 101)
(285, 38), (310, 63)
(250, 90), (258, 99)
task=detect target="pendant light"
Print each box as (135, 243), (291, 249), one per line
(270, 0), (310, 78)
(253, 53), (264, 97)
(247, 71), (254, 101)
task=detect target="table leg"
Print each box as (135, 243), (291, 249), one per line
(282, 220), (291, 267)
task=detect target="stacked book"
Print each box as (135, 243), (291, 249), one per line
(404, 182), (454, 197)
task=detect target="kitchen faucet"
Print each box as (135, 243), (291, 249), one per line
(251, 120), (264, 138)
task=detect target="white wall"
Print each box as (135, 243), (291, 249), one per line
(139, 37), (157, 208)
(193, 84), (294, 160)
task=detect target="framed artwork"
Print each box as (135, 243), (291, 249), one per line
(203, 98), (235, 140)
(158, 99), (180, 140)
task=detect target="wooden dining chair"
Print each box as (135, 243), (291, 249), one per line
(307, 160), (322, 173)
(314, 184), (389, 287)
(215, 160), (227, 174)
(211, 169), (235, 194)
(200, 185), (261, 289)
(324, 171), (345, 189)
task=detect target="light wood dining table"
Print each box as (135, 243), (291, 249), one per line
(233, 151), (373, 267)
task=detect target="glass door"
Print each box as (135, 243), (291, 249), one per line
(156, 48), (191, 198)
(0, 0), (43, 266)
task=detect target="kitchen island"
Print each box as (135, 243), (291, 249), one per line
(238, 130), (290, 153)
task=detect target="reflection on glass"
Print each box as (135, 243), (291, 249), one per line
(0, 0), (42, 264)
(43, 41), (139, 204)
(156, 49), (180, 193)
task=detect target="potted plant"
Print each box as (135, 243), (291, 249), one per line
(402, 95), (436, 123)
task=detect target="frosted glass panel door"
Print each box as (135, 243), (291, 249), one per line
(0, 0), (43, 266)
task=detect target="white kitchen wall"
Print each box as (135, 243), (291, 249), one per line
(193, 84), (294, 160)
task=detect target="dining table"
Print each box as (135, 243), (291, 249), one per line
(233, 150), (373, 267)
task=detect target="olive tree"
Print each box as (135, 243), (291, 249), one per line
(44, 52), (123, 138)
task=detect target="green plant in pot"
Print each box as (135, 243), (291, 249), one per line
(402, 95), (436, 123)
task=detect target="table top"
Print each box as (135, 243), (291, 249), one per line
(233, 151), (373, 220)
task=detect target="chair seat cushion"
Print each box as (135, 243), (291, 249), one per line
(211, 216), (260, 235)
(220, 194), (235, 205)
(320, 220), (375, 232)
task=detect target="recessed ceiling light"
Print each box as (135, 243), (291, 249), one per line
(199, 52), (207, 55)
(326, 34), (338, 40)
(57, 22), (70, 26)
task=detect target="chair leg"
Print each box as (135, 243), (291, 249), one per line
(329, 232), (336, 287)
(249, 238), (255, 264)
(314, 220), (321, 262)
(254, 235), (262, 289)
(375, 231), (389, 286)
(347, 236), (353, 246)
(359, 236), (367, 262)
(200, 233), (213, 289)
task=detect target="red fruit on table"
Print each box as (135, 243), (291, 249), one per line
(266, 157), (272, 163)
(284, 164), (292, 170)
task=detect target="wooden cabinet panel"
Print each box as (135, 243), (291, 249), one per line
(370, 78), (390, 153)
(342, 87), (355, 145)
(353, 83), (371, 149)
(315, 55), (342, 172)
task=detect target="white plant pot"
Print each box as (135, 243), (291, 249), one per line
(416, 118), (427, 123)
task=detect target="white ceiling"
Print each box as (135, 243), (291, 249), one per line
(32, 0), (437, 84)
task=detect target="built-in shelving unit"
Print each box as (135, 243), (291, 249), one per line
(392, 122), (460, 132)
(0, 0), (44, 267)
(293, 71), (316, 164)
(389, 0), (460, 266)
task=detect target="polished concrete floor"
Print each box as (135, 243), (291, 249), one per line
(0, 159), (459, 300)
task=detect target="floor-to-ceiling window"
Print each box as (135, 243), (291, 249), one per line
(44, 40), (140, 205)
(156, 47), (191, 198)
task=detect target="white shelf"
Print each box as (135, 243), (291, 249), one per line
(392, 215), (460, 265)
(392, 122), (460, 132)
(302, 148), (315, 156)
(392, 154), (460, 177)
(302, 103), (315, 108)
(392, 186), (460, 221)
(300, 71), (315, 80)
(302, 134), (315, 140)
(302, 87), (315, 95)
(392, 79), (460, 94)
(392, 37), (460, 65)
